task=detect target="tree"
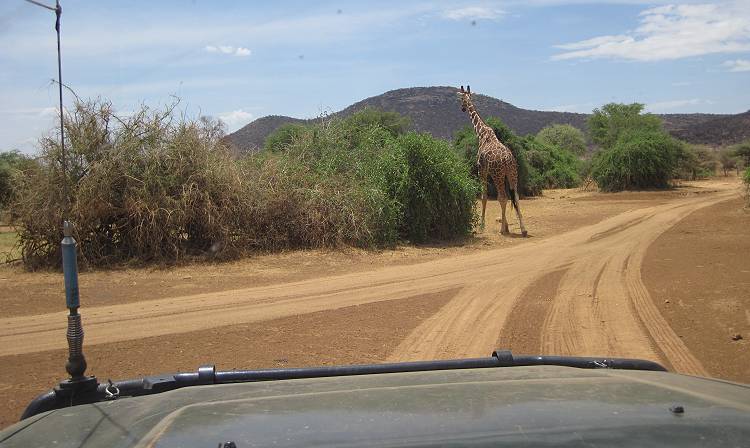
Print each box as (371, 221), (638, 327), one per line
(342, 107), (411, 137)
(263, 123), (309, 152)
(591, 129), (681, 191)
(523, 136), (582, 189)
(731, 139), (750, 167)
(0, 150), (33, 214)
(536, 124), (587, 156)
(718, 149), (738, 176)
(588, 103), (662, 149)
(675, 144), (716, 180)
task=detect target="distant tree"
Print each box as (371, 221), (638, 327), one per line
(263, 123), (309, 152)
(675, 144), (716, 180)
(343, 108), (411, 137)
(0, 150), (33, 215)
(536, 124), (587, 156)
(731, 139), (750, 167)
(588, 103), (662, 149)
(718, 148), (738, 176)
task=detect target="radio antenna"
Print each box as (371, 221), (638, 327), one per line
(25, 0), (98, 402)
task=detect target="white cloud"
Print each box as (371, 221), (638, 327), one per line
(204, 45), (252, 57)
(39, 107), (58, 117)
(442, 6), (506, 21)
(671, 81), (691, 86)
(218, 109), (254, 130)
(723, 58), (750, 72)
(646, 98), (702, 112)
(553, 3), (750, 61)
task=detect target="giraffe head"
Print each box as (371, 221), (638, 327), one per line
(458, 85), (472, 112)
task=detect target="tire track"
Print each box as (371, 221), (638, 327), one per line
(0, 186), (739, 373)
(496, 267), (568, 353)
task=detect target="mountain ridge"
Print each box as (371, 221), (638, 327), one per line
(226, 86), (741, 153)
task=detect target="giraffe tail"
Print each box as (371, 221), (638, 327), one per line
(504, 177), (518, 210)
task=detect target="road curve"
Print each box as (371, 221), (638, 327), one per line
(1, 186), (739, 376)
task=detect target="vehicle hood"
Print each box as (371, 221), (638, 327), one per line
(2, 365), (749, 447)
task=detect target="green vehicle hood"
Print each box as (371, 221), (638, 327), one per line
(2, 365), (749, 447)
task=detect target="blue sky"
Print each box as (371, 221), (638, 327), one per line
(2, 0), (749, 154)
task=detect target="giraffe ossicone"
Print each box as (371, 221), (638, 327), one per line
(458, 85), (528, 237)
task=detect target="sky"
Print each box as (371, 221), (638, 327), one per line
(1, 0), (749, 154)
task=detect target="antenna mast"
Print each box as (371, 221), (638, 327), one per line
(25, 0), (97, 402)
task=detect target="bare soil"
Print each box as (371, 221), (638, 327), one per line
(0, 291), (454, 428)
(643, 197), (750, 383)
(0, 178), (746, 429)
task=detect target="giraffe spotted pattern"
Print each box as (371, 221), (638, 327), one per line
(458, 85), (527, 237)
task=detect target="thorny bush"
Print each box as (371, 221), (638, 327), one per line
(14, 102), (477, 269)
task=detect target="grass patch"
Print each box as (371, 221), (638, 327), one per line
(0, 228), (20, 262)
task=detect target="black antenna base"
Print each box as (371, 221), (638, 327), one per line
(55, 375), (98, 398)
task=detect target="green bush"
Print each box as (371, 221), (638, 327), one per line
(342, 107), (411, 138)
(258, 120), (407, 248)
(718, 148), (738, 176)
(0, 150), (34, 216)
(674, 144), (716, 180)
(522, 136), (582, 189)
(276, 119), (477, 244)
(731, 140), (750, 167)
(396, 133), (478, 243)
(536, 124), (587, 156)
(263, 123), (308, 152)
(588, 103), (662, 150)
(591, 129), (681, 192)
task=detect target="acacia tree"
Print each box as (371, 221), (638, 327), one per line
(0, 150), (34, 216)
(588, 103), (662, 149)
(718, 149), (738, 176)
(731, 140), (750, 167)
(536, 124), (587, 156)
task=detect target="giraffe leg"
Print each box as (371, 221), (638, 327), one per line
(499, 199), (510, 234)
(495, 179), (510, 235)
(480, 178), (488, 232)
(513, 188), (528, 237)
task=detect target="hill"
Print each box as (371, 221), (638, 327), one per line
(226, 86), (739, 153)
(669, 111), (750, 146)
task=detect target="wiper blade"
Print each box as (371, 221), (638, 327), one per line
(21, 350), (666, 420)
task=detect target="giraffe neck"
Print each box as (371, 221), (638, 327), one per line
(466, 103), (494, 152)
(467, 103), (488, 136)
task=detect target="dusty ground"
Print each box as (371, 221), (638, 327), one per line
(0, 178), (747, 428)
(643, 197), (749, 383)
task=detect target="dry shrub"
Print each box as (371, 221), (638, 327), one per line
(14, 100), (476, 269)
(14, 99), (246, 268)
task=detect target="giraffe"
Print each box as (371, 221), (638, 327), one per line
(458, 85), (528, 237)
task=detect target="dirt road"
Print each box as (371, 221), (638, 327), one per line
(1, 182), (740, 376)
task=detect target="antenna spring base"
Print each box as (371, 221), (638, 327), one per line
(65, 312), (87, 378)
